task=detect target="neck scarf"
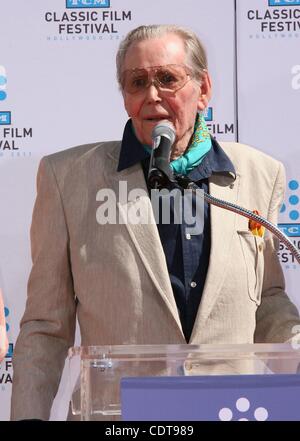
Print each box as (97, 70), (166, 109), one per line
(141, 112), (212, 176)
(170, 112), (212, 175)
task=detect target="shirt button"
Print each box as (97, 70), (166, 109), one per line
(190, 281), (197, 288)
(185, 233), (191, 240)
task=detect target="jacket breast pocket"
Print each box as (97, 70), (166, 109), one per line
(237, 230), (265, 305)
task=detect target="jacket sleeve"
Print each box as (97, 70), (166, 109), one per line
(255, 161), (300, 343)
(11, 157), (77, 420)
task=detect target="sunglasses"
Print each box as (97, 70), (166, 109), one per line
(121, 64), (194, 95)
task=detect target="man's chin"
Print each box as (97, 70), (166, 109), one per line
(135, 131), (152, 147)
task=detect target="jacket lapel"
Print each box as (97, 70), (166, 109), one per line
(190, 173), (240, 341)
(106, 146), (184, 336)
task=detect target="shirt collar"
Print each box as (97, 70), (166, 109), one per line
(187, 137), (236, 181)
(117, 119), (236, 180)
(117, 119), (149, 172)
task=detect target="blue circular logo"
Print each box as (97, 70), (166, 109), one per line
(289, 195), (299, 206)
(284, 180), (300, 221)
(289, 180), (299, 191)
(290, 210), (300, 221)
(0, 90), (7, 100)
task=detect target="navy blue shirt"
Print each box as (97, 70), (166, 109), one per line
(118, 120), (235, 341)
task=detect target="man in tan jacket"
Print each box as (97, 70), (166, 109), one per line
(11, 24), (300, 420)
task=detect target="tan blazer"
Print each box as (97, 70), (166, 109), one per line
(11, 141), (300, 420)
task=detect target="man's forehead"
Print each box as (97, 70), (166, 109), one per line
(123, 34), (187, 70)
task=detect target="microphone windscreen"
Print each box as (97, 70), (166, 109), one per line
(151, 120), (176, 145)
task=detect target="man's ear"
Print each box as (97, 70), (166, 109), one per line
(197, 70), (212, 111)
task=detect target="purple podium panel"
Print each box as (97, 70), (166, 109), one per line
(121, 374), (300, 421)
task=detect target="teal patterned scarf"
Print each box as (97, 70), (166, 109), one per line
(170, 112), (212, 175)
(142, 112), (211, 175)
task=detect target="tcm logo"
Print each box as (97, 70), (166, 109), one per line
(66, 0), (110, 8)
(268, 0), (300, 5)
(279, 224), (300, 236)
(204, 107), (213, 122)
(0, 66), (7, 101)
(0, 111), (11, 125)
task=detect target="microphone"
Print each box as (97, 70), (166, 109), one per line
(148, 120), (176, 189)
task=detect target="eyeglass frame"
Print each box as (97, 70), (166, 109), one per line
(120, 63), (198, 95)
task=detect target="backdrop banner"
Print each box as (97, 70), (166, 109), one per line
(0, 0), (298, 421)
(236, 0), (300, 309)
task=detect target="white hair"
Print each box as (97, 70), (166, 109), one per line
(116, 24), (208, 88)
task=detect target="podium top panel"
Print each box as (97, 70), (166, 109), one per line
(68, 343), (300, 361)
(68, 344), (300, 419)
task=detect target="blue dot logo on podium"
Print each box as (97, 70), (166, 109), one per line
(281, 180), (299, 221)
(0, 66), (7, 101)
(219, 397), (269, 421)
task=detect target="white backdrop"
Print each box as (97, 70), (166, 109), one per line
(236, 0), (300, 306)
(0, 0), (299, 420)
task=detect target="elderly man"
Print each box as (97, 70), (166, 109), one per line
(11, 24), (300, 420)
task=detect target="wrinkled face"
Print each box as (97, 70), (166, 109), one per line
(122, 33), (209, 149)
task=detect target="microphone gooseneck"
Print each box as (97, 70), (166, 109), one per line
(146, 122), (300, 264)
(176, 176), (300, 265)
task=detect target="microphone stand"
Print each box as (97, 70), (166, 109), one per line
(175, 175), (300, 265)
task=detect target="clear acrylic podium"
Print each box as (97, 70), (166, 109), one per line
(68, 343), (300, 421)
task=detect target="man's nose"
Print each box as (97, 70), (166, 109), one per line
(145, 80), (162, 102)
